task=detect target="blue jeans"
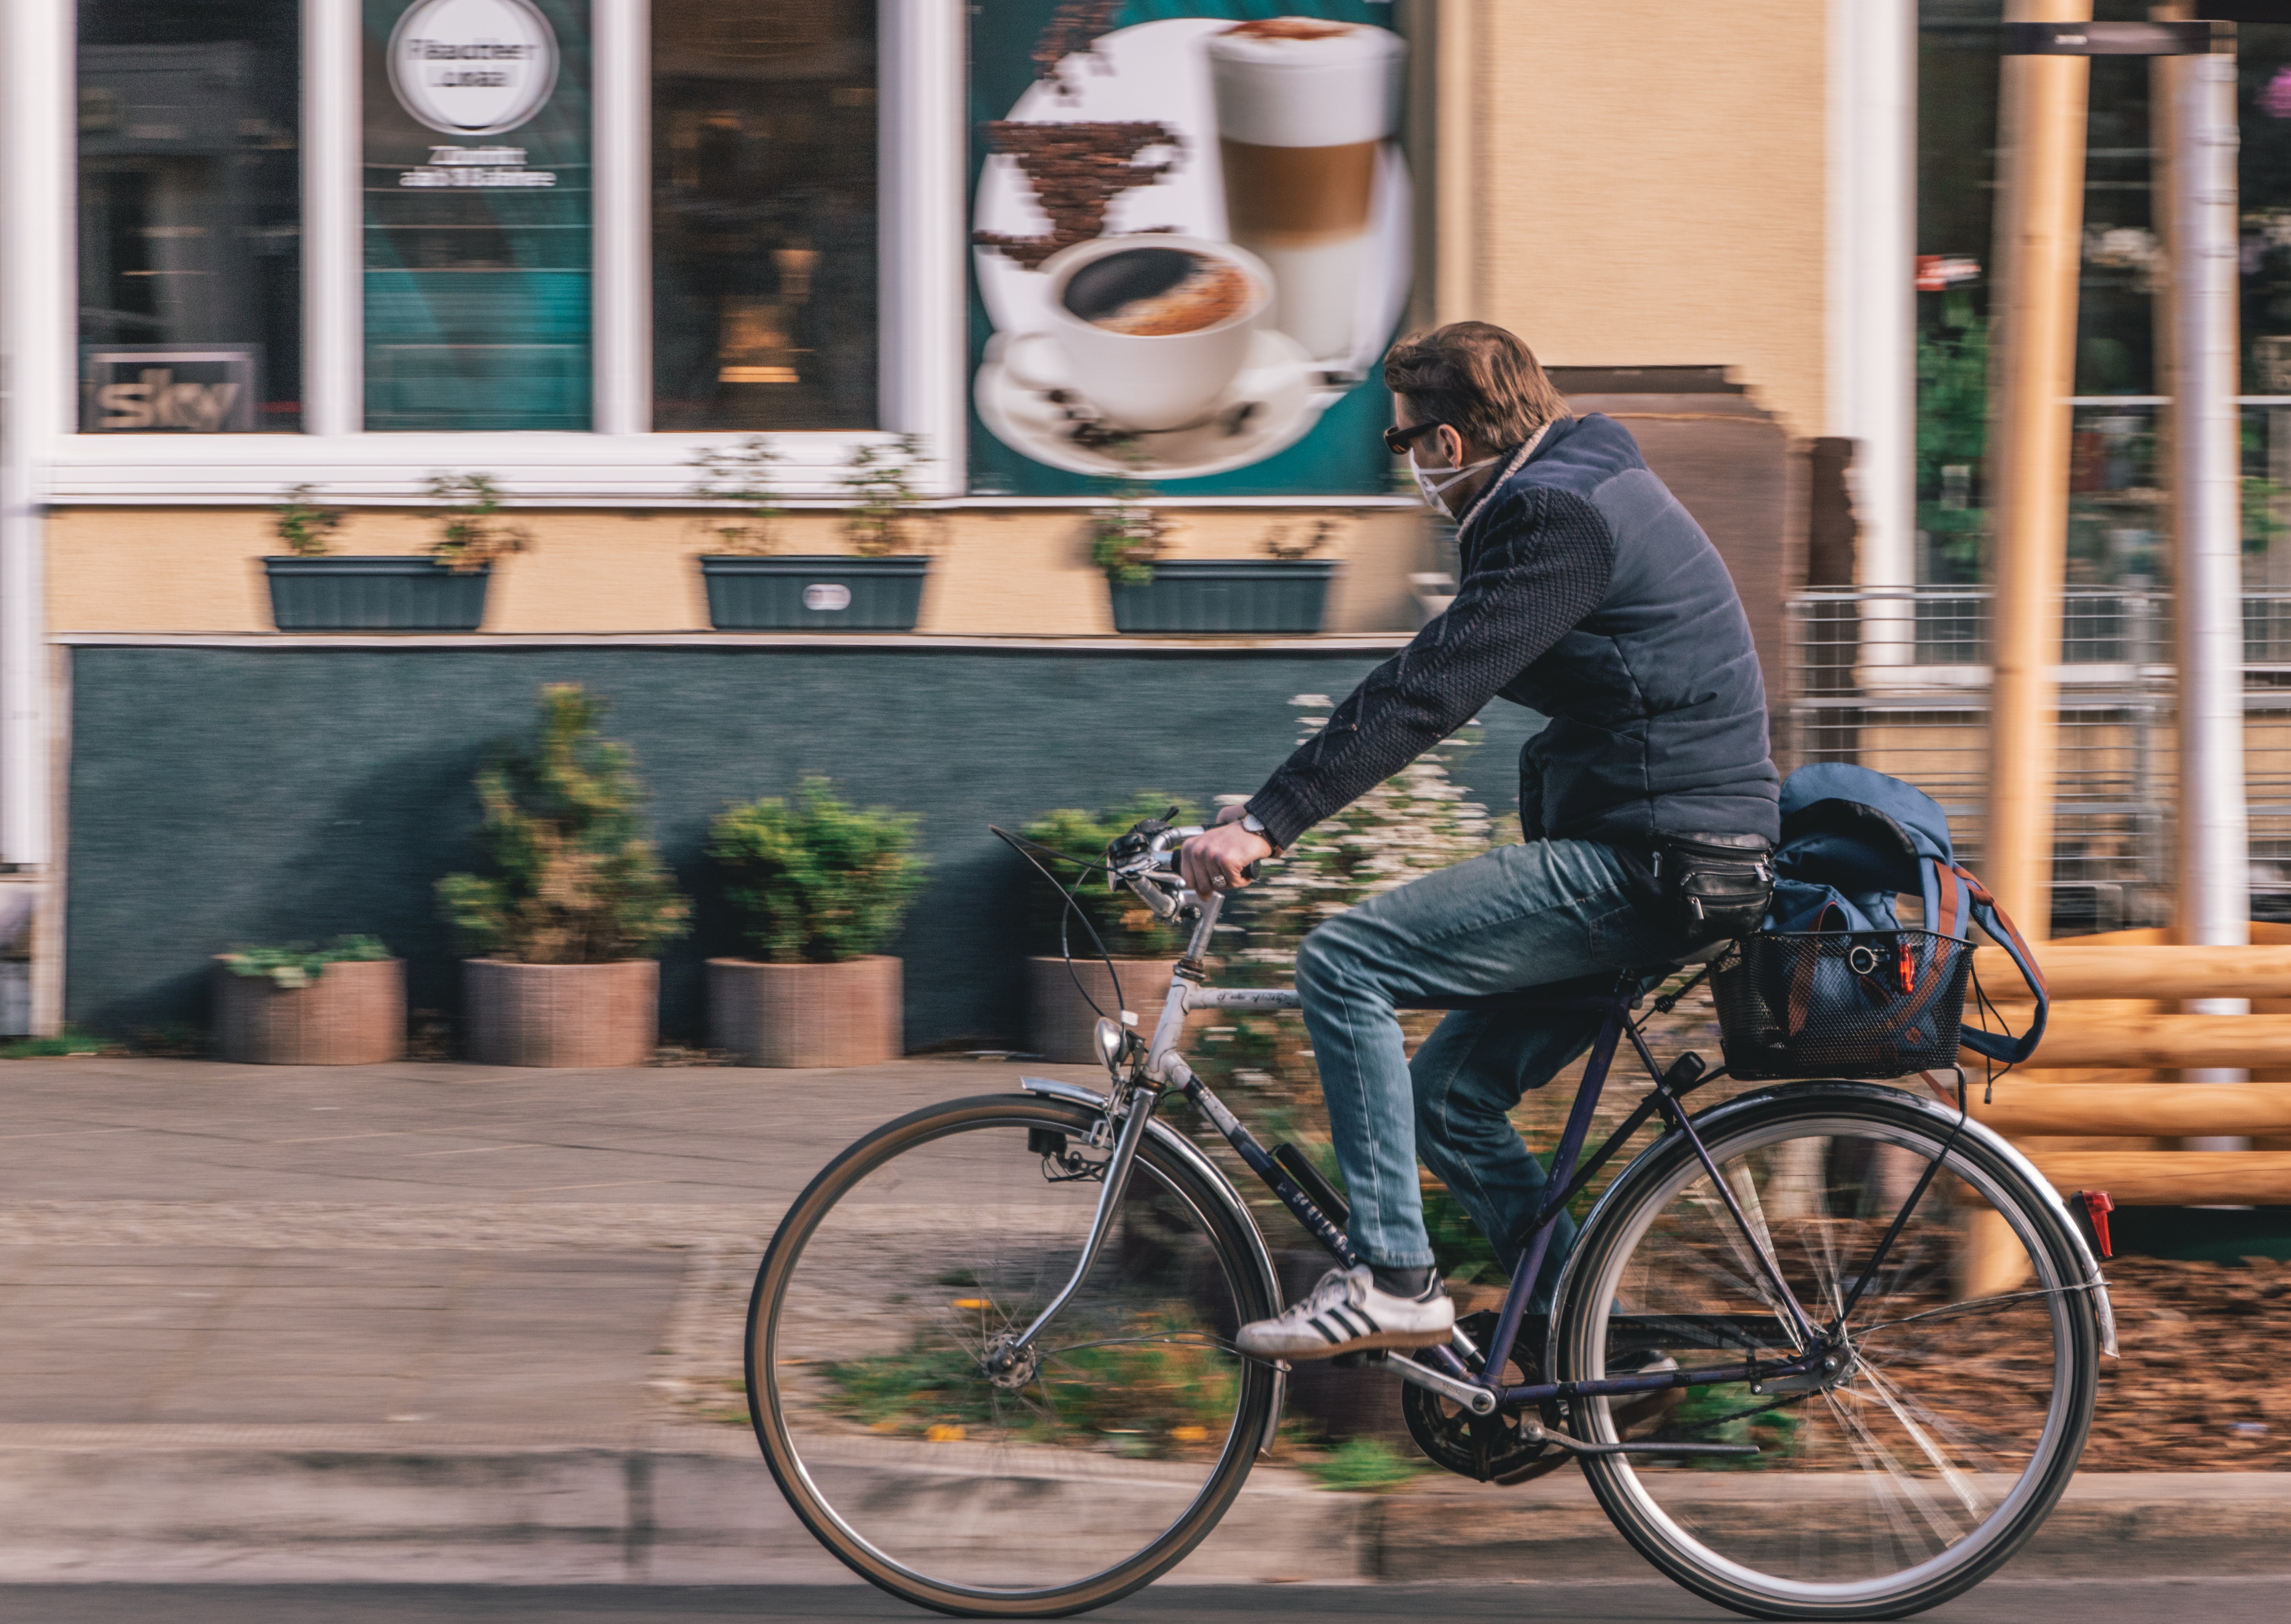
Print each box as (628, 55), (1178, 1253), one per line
(1294, 839), (1681, 1299)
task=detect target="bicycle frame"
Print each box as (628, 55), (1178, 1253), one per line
(1001, 840), (1966, 1424)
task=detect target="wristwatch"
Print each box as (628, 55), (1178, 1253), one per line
(1239, 812), (1281, 855)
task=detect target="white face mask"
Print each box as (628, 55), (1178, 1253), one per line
(1409, 450), (1499, 518)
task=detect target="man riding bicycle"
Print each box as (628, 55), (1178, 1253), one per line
(1177, 321), (1781, 1361)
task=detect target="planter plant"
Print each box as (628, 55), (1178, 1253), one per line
(693, 434), (934, 631)
(1020, 793), (1196, 1062)
(437, 685), (689, 1067)
(264, 475), (529, 632)
(705, 777), (925, 1067)
(1103, 502), (1338, 636)
(214, 934), (404, 1065)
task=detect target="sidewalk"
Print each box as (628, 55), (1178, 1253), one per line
(0, 1057), (2285, 1584)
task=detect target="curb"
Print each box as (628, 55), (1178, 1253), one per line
(0, 1434), (2287, 1584)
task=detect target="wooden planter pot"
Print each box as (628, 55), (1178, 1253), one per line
(213, 956), (405, 1065)
(700, 556), (929, 631)
(462, 959), (657, 1068)
(1028, 956), (1178, 1063)
(708, 956), (902, 1068)
(264, 557), (490, 631)
(1109, 560), (1334, 635)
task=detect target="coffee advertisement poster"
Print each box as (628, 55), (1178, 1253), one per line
(968, 2), (1411, 496)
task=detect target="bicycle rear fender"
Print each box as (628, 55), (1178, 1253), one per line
(1020, 1075), (1291, 1453)
(1551, 1079), (2116, 1365)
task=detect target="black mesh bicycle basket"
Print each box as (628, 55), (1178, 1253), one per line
(1710, 929), (1974, 1081)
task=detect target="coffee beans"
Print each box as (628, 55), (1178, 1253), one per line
(973, 121), (1183, 271)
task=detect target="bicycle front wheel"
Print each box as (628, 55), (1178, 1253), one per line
(749, 1092), (1280, 1617)
(1553, 1083), (2100, 1620)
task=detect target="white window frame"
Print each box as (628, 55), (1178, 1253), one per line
(26, 0), (967, 505)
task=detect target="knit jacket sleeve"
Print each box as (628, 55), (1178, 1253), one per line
(1243, 485), (1615, 850)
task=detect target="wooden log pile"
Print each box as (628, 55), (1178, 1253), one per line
(1960, 926), (2291, 1206)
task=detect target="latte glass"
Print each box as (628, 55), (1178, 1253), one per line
(1205, 20), (1404, 363)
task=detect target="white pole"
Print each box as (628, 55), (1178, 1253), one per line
(0, 0), (71, 869)
(879, 0), (968, 494)
(303, 0), (364, 437)
(1827, 0), (1918, 646)
(591, 0), (651, 435)
(2164, 35), (2251, 1131)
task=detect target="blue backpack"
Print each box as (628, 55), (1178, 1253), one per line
(1766, 763), (2048, 1066)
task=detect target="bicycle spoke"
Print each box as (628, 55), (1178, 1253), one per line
(1821, 1384), (1954, 1555)
(1853, 1370), (1989, 1515)
(1815, 1391), (1928, 1565)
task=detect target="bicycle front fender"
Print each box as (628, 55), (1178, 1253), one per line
(1020, 1074), (1291, 1452)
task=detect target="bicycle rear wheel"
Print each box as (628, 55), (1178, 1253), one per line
(749, 1092), (1280, 1617)
(1552, 1083), (2100, 1620)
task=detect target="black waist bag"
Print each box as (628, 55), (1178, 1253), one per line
(1653, 833), (1775, 948)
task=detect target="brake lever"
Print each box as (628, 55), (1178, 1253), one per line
(1121, 870), (1182, 920)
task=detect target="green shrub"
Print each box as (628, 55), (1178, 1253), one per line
(271, 484), (347, 557)
(0, 1028), (105, 1059)
(221, 935), (390, 991)
(842, 433), (935, 557)
(708, 777), (926, 964)
(1304, 1437), (1424, 1492)
(425, 472), (533, 573)
(687, 436), (786, 555)
(1089, 481), (1167, 584)
(1019, 794), (1197, 957)
(436, 685), (690, 964)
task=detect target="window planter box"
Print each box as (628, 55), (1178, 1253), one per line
(1108, 560), (1335, 635)
(700, 556), (929, 632)
(264, 557), (490, 632)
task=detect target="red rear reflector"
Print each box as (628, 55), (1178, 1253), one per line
(2076, 1189), (2116, 1260)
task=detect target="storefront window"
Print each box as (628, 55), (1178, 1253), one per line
(652, 1), (878, 431)
(363, 0), (593, 431)
(77, 0), (303, 433)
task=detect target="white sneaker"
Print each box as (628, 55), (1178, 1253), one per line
(1235, 1265), (1455, 1362)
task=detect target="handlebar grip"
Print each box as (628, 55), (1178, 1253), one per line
(1160, 841), (1261, 886)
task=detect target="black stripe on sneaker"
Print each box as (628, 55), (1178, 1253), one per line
(1308, 1315), (1346, 1344)
(1324, 1306), (1362, 1339)
(1353, 1307), (1382, 1332)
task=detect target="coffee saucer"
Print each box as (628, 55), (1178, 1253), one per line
(975, 327), (1332, 480)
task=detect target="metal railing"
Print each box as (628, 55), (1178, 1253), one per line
(1784, 585), (2291, 933)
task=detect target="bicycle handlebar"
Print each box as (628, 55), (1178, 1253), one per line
(1109, 822), (1257, 916)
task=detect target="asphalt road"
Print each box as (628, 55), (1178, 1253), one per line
(0, 1582), (2284, 1623)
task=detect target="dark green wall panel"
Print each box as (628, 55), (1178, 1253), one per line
(65, 646), (1544, 1048)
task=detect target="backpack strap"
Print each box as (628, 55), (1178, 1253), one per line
(1786, 899), (1846, 1035)
(1950, 864), (2049, 1064)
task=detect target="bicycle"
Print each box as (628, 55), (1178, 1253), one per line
(748, 815), (2117, 1620)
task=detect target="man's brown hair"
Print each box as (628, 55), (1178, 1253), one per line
(1383, 322), (1569, 452)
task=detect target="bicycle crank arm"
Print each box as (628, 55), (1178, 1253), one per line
(1356, 1349), (1497, 1415)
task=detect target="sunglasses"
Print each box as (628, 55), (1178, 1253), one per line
(1382, 419), (1448, 456)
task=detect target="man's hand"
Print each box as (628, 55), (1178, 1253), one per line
(1180, 804), (1274, 897)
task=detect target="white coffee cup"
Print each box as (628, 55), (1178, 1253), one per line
(999, 234), (1272, 432)
(1205, 20), (1404, 362)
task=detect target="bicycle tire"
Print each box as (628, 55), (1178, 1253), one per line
(1550, 1082), (2100, 1621)
(749, 1093), (1281, 1617)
